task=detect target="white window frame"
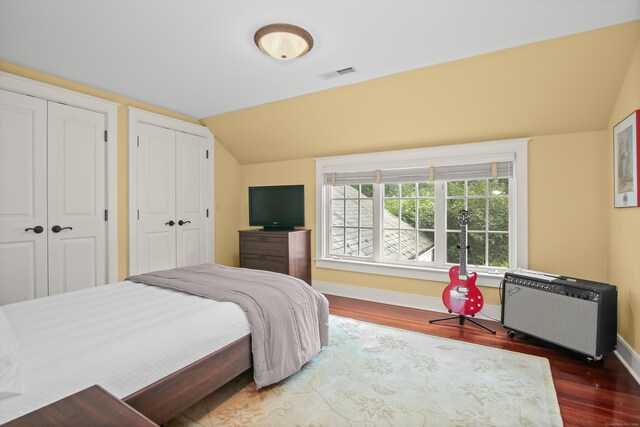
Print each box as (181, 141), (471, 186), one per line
(315, 138), (528, 287)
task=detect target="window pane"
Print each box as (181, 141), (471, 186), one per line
(331, 200), (344, 226)
(345, 228), (359, 256)
(447, 181), (465, 197)
(489, 198), (509, 231)
(447, 199), (465, 230)
(447, 231), (460, 264)
(384, 199), (399, 228)
(330, 228), (344, 255)
(417, 231), (435, 262)
(346, 185), (360, 198)
(385, 184), (399, 198)
(361, 184), (374, 198)
(401, 183), (416, 198)
(360, 199), (373, 227)
(331, 185), (345, 198)
(468, 232), (486, 266)
(418, 199), (434, 229)
(489, 233), (509, 267)
(384, 230), (399, 258)
(399, 230), (416, 260)
(468, 179), (486, 196)
(467, 198), (486, 231)
(489, 178), (509, 196)
(418, 182), (434, 197)
(400, 199), (417, 228)
(360, 229), (373, 257)
(345, 200), (359, 227)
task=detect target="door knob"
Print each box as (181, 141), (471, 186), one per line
(165, 220), (175, 226)
(178, 220), (191, 226)
(52, 225), (73, 233)
(25, 226), (44, 234)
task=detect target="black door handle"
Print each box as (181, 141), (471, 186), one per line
(178, 220), (191, 226)
(25, 226), (44, 234)
(165, 220), (175, 226)
(52, 225), (73, 233)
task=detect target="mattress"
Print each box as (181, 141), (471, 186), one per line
(0, 281), (250, 423)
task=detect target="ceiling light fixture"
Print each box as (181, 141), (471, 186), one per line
(254, 23), (314, 60)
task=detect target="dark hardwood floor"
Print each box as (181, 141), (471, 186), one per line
(326, 294), (640, 427)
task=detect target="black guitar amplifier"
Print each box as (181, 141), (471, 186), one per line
(501, 270), (617, 360)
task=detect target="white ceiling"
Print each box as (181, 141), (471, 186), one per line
(1, 1), (639, 119)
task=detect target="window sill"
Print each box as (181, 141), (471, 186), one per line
(315, 258), (505, 288)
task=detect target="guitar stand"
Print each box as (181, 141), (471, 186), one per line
(429, 310), (496, 334)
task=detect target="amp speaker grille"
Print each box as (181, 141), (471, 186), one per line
(503, 282), (598, 355)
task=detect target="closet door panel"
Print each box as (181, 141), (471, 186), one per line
(137, 123), (176, 273)
(176, 132), (208, 267)
(0, 89), (48, 304)
(47, 102), (106, 295)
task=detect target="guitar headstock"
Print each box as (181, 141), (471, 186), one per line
(458, 209), (469, 225)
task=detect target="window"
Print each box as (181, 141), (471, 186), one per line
(329, 184), (374, 258)
(445, 179), (509, 268)
(315, 139), (528, 287)
(383, 182), (435, 262)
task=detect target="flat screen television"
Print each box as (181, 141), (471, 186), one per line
(249, 185), (304, 230)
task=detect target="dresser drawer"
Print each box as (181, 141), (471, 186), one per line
(241, 254), (288, 274)
(240, 236), (288, 257)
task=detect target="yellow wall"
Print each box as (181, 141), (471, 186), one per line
(607, 40), (640, 351)
(214, 139), (243, 266)
(203, 21), (640, 165)
(0, 60), (242, 279)
(239, 131), (609, 306)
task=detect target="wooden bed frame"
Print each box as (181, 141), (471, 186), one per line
(123, 334), (253, 425)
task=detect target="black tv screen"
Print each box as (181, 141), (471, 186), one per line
(249, 185), (304, 230)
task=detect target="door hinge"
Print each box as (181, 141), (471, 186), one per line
(206, 208), (209, 218)
(137, 209), (140, 220)
(206, 150), (209, 159)
(104, 130), (108, 142)
(137, 136), (140, 147)
(104, 209), (108, 221)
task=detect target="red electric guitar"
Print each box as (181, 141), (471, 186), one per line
(441, 210), (484, 316)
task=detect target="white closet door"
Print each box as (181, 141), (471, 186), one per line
(137, 123), (176, 273)
(0, 89), (48, 305)
(47, 102), (106, 295)
(176, 132), (209, 267)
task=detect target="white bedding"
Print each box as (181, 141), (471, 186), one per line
(0, 281), (250, 423)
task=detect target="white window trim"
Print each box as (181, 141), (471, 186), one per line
(0, 71), (119, 283)
(315, 138), (528, 288)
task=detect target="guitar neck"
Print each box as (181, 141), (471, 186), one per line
(459, 223), (467, 276)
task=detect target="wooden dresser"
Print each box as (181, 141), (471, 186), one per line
(239, 229), (311, 285)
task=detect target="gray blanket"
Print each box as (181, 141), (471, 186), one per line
(127, 263), (329, 388)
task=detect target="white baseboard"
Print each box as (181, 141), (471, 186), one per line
(313, 280), (640, 386)
(312, 280), (502, 322)
(614, 334), (640, 385)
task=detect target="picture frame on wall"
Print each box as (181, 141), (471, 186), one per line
(613, 110), (639, 208)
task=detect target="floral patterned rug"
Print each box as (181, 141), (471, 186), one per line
(168, 315), (562, 426)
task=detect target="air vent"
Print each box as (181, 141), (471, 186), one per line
(318, 67), (357, 80)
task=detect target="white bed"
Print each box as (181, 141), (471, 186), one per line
(0, 281), (250, 424)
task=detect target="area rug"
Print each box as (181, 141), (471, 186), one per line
(168, 315), (562, 426)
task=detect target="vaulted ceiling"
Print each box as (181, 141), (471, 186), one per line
(1, 1), (638, 118)
(2, 2), (639, 164)
(204, 21), (640, 164)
